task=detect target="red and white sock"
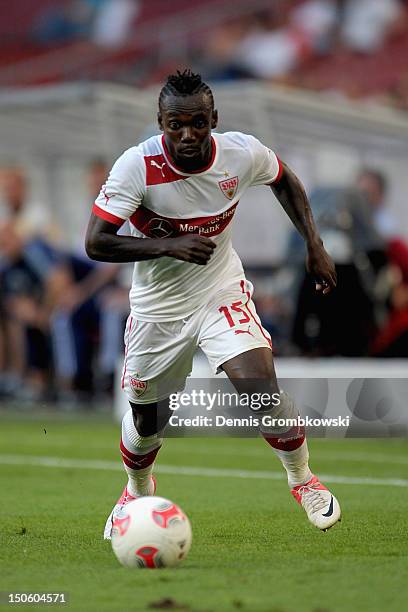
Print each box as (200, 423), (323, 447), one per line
(261, 392), (312, 487)
(120, 409), (162, 496)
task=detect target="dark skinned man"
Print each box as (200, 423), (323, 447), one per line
(85, 70), (341, 539)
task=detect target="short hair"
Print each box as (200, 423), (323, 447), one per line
(358, 168), (387, 195)
(158, 69), (214, 111)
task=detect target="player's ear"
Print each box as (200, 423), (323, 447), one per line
(157, 112), (163, 131)
(211, 109), (218, 129)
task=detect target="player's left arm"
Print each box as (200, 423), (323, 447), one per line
(270, 162), (337, 294)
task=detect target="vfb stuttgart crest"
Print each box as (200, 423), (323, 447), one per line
(218, 176), (239, 200)
(129, 375), (147, 397)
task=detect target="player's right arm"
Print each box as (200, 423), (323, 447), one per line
(85, 216), (216, 265)
(85, 148), (216, 266)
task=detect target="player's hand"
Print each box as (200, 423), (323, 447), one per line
(306, 241), (337, 295)
(164, 234), (217, 265)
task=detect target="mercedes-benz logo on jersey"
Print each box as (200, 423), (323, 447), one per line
(147, 217), (174, 238)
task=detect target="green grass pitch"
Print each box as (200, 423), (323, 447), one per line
(0, 412), (407, 611)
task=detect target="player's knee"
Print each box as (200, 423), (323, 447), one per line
(228, 368), (279, 400)
(130, 400), (171, 436)
(222, 348), (276, 380)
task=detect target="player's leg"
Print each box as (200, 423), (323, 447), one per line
(200, 282), (312, 487)
(222, 348), (341, 531)
(120, 400), (172, 498)
(222, 348), (312, 487)
(104, 399), (172, 540)
(104, 315), (196, 539)
(199, 279), (341, 531)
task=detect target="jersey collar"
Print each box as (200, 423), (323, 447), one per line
(161, 134), (217, 176)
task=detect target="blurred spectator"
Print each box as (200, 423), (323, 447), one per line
(234, 10), (310, 80)
(32, 0), (95, 45)
(356, 168), (397, 239)
(0, 160), (129, 405)
(198, 0), (408, 110)
(0, 166), (60, 400)
(290, 186), (387, 356)
(46, 159), (129, 402)
(46, 254), (129, 402)
(91, 0), (140, 48)
(293, 186), (384, 261)
(340, 0), (403, 53)
(33, 0), (140, 48)
(0, 221), (59, 401)
(220, 2), (339, 81)
(290, 0), (340, 54)
(198, 16), (259, 80)
(1, 0), (407, 110)
(0, 165), (60, 243)
(46, 254), (108, 401)
(372, 237), (408, 356)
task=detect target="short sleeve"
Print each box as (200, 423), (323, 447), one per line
(248, 135), (283, 186)
(93, 149), (145, 226)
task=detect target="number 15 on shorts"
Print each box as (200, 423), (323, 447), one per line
(219, 301), (250, 328)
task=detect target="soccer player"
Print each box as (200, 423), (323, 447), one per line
(85, 70), (341, 538)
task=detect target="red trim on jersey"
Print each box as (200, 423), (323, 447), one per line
(266, 157), (283, 185)
(145, 153), (187, 186)
(240, 279), (272, 349)
(92, 203), (124, 226)
(161, 134), (217, 174)
(275, 157), (283, 182)
(129, 201), (238, 238)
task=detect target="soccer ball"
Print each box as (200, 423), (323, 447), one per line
(111, 496), (192, 568)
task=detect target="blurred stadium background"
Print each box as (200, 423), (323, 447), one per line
(1, 0), (408, 409)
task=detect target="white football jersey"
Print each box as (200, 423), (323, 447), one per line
(93, 131), (282, 321)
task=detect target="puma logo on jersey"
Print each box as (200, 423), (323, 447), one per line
(150, 160), (167, 177)
(235, 326), (254, 337)
(102, 185), (116, 206)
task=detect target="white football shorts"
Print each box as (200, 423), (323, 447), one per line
(121, 278), (272, 404)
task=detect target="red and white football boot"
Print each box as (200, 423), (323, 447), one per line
(103, 476), (156, 540)
(291, 474), (341, 531)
